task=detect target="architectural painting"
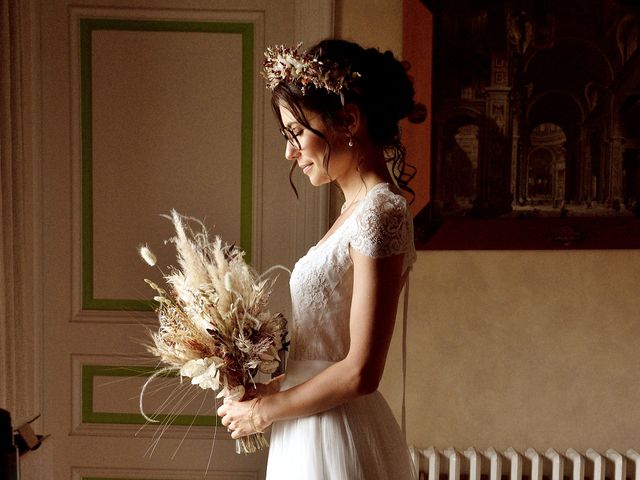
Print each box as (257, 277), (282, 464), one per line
(419, 0), (640, 248)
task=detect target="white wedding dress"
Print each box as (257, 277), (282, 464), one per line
(266, 182), (418, 480)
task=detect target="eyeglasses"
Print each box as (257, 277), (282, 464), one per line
(280, 126), (302, 150)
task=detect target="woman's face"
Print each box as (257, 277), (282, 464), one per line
(278, 104), (350, 187)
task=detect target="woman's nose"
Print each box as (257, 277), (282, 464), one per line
(285, 141), (300, 161)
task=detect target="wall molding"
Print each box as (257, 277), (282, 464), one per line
(71, 354), (230, 439)
(71, 15), (256, 312)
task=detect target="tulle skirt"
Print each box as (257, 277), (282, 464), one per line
(266, 360), (417, 480)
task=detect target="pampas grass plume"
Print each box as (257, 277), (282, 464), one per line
(224, 272), (234, 292)
(139, 244), (157, 266)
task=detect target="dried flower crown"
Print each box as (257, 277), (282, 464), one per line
(262, 42), (360, 96)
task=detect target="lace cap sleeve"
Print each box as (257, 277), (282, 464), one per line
(350, 185), (413, 259)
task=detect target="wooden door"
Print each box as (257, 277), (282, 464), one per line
(38, 1), (333, 478)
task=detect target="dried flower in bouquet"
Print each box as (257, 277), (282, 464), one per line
(138, 210), (288, 454)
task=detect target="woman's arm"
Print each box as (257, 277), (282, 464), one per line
(217, 248), (405, 439)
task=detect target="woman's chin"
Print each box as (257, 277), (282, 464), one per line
(308, 175), (331, 187)
(302, 166), (331, 187)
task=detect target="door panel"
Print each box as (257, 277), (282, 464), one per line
(40, 1), (332, 478)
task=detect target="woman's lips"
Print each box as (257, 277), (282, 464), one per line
(300, 163), (313, 174)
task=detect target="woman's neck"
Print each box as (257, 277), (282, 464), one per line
(337, 148), (393, 206)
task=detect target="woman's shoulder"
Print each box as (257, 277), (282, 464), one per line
(350, 182), (413, 259)
(357, 182), (410, 221)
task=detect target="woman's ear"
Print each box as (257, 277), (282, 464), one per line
(341, 103), (362, 137)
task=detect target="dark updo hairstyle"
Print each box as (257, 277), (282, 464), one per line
(270, 39), (417, 200)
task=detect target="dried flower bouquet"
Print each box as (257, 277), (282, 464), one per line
(138, 210), (288, 454)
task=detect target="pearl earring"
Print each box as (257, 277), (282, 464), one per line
(348, 136), (353, 147)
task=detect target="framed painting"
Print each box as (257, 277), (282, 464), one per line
(404, 0), (640, 249)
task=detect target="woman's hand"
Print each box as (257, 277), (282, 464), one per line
(217, 396), (269, 439)
(217, 375), (284, 439)
(243, 374), (285, 400)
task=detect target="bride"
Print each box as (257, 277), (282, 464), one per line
(218, 39), (418, 480)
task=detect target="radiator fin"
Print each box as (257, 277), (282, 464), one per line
(410, 447), (638, 480)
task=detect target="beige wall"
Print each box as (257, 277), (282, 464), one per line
(335, 0), (402, 54)
(338, 0), (640, 451)
(398, 250), (640, 451)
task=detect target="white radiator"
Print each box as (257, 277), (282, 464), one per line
(410, 447), (640, 480)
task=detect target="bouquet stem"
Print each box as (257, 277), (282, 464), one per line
(236, 432), (269, 454)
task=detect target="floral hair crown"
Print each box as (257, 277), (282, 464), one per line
(262, 42), (360, 96)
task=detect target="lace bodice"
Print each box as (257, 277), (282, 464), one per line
(289, 183), (416, 361)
